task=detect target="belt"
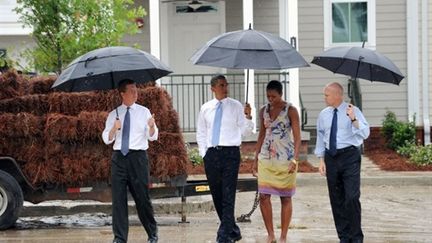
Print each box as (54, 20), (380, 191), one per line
(114, 149), (145, 153)
(326, 145), (358, 155)
(208, 146), (239, 150)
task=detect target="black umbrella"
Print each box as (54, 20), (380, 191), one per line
(311, 45), (404, 85)
(190, 25), (309, 102)
(52, 46), (173, 92)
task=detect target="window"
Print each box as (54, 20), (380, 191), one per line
(324, 0), (375, 49)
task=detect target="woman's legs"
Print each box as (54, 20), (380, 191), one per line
(279, 197), (293, 243)
(259, 193), (276, 243)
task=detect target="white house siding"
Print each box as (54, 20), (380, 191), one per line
(298, 0), (410, 127)
(0, 35), (34, 70)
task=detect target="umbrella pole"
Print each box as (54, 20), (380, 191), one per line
(245, 69), (249, 104)
(110, 72), (120, 119)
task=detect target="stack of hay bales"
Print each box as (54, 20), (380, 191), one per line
(0, 70), (188, 186)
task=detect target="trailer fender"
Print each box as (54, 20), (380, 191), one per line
(0, 157), (35, 195)
(0, 169), (24, 230)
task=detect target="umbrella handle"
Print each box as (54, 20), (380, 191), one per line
(116, 108), (120, 130)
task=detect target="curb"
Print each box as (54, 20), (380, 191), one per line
(21, 196), (214, 217)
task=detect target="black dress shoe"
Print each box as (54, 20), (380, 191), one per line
(147, 235), (158, 243)
(230, 234), (242, 241)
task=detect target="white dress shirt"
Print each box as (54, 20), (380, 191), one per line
(102, 103), (158, 150)
(196, 97), (254, 157)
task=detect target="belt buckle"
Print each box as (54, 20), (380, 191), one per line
(215, 146), (222, 150)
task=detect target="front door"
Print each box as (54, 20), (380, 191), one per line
(162, 1), (225, 74)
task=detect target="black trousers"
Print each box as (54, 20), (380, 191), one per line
(325, 146), (363, 243)
(204, 146), (241, 243)
(111, 150), (157, 243)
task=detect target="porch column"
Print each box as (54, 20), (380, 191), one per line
(149, 0), (161, 85)
(243, 0), (256, 130)
(421, 0), (430, 144)
(279, 0), (301, 119)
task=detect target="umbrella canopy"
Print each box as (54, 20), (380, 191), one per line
(52, 46), (172, 92)
(311, 46), (404, 85)
(190, 27), (310, 70)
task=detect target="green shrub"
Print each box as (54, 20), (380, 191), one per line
(396, 141), (417, 157)
(186, 144), (203, 166)
(409, 144), (432, 166)
(381, 111), (416, 150)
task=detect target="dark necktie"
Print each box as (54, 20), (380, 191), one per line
(121, 107), (130, 156)
(329, 108), (338, 156)
(211, 101), (223, 146)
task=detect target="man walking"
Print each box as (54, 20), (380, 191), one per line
(196, 75), (253, 243)
(315, 82), (370, 243)
(102, 79), (159, 243)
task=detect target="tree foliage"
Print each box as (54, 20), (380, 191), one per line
(15, 0), (146, 73)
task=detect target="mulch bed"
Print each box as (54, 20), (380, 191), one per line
(364, 130), (432, 171)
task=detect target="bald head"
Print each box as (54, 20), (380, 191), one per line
(324, 82), (344, 107)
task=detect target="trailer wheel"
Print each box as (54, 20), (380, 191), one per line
(0, 170), (23, 230)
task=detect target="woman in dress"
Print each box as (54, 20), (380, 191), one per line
(252, 80), (301, 243)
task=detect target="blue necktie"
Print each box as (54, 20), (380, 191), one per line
(329, 108), (338, 156)
(121, 107), (130, 156)
(211, 101), (223, 146)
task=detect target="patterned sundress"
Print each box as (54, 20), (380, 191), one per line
(257, 103), (297, 197)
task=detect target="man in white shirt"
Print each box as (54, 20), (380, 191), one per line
(196, 75), (253, 243)
(102, 79), (159, 243)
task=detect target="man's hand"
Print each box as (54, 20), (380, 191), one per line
(319, 158), (326, 176)
(148, 114), (155, 128)
(109, 118), (121, 141)
(346, 104), (356, 121)
(244, 103), (252, 119)
(114, 118), (121, 130)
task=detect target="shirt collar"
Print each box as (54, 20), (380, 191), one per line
(121, 103), (137, 110)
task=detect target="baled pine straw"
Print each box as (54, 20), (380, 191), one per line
(0, 94), (49, 115)
(27, 75), (56, 95)
(0, 113), (45, 138)
(48, 92), (110, 116)
(77, 111), (108, 142)
(0, 69), (27, 99)
(23, 159), (63, 185)
(0, 138), (45, 165)
(147, 132), (188, 180)
(45, 113), (78, 142)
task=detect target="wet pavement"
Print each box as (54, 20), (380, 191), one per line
(1, 155), (431, 242)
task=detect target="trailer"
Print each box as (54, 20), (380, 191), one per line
(0, 156), (257, 229)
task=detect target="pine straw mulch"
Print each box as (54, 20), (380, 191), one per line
(0, 70), (187, 186)
(364, 132), (432, 171)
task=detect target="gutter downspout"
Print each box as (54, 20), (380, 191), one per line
(407, 0), (419, 125)
(422, 0), (430, 144)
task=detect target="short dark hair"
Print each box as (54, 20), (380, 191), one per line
(210, 75), (226, 87)
(266, 80), (283, 95)
(118, 79), (135, 93)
